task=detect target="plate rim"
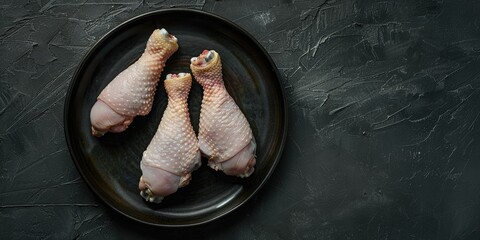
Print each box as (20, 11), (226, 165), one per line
(63, 8), (288, 227)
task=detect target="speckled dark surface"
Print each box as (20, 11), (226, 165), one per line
(1, 0), (480, 239)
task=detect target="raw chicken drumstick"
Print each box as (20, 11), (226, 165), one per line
(90, 28), (179, 137)
(190, 50), (256, 178)
(139, 73), (201, 203)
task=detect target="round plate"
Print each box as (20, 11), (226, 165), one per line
(64, 9), (287, 227)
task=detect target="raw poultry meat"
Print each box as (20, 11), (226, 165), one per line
(139, 73), (201, 203)
(190, 50), (256, 178)
(90, 28), (179, 137)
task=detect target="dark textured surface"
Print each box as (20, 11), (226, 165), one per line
(1, 0), (480, 239)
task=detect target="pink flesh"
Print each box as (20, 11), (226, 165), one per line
(90, 100), (132, 136)
(139, 162), (181, 197)
(212, 140), (256, 176)
(193, 50), (210, 66)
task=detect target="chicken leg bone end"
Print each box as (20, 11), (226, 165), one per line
(138, 162), (181, 203)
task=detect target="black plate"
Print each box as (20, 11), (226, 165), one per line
(64, 9), (287, 227)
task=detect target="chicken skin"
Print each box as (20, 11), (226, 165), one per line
(90, 28), (179, 137)
(190, 50), (256, 178)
